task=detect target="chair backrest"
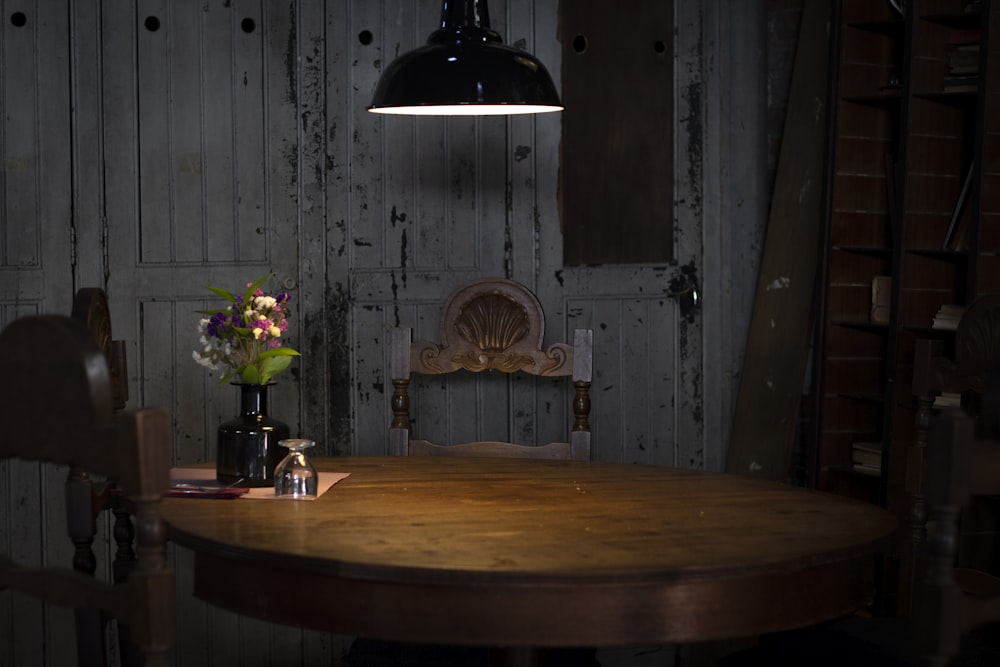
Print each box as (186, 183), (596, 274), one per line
(914, 401), (1000, 665)
(901, 295), (1000, 615)
(0, 315), (173, 667)
(72, 287), (129, 410)
(389, 278), (593, 460)
(69, 288), (143, 666)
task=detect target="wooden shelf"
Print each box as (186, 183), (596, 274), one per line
(847, 19), (906, 36)
(836, 245), (894, 257)
(920, 12), (982, 30)
(812, 1), (998, 614)
(843, 93), (903, 107)
(831, 319), (891, 332)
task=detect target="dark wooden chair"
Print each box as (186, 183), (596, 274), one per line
(69, 287), (142, 665)
(389, 277), (593, 461)
(914, 405), (1000, 666)
(348, 278), (596, 667)
(904, 295), (1000, 615)
(0, 315), (173, 666)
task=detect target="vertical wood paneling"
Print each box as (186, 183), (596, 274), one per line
(136, 0), (173, 263)
(175, 302), (216, 465)
(452, 117), (487, 268)
(414, 123), (445, 266)
(72, 0), (108, 288)
(0, 1), (72, 300)
(232, 3), (268, 266)
(354, 303), (391, 454)
(7, 463), (45, 665)
(0, 301), (46, 667)
(2, 8), (40, 268)
(169, 4), (205, 263)
(297, 0), (338, 458)
(1, 2), (76, 664)
(201, 6), (236, 261)
(590, 297), (629, 461)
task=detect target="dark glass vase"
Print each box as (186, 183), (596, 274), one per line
(216, 383), (289, 487)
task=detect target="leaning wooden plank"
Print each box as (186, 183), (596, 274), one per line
(726, 0), (832, 481)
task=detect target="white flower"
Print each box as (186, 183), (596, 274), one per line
(255, 296), (277, 310)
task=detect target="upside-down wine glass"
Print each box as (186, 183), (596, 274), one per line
(274, 438), (318, 498)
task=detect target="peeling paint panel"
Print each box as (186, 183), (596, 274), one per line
(353, 302), (392, 455)
(567, 295), (680, 466)
(170, 5), (212, 264)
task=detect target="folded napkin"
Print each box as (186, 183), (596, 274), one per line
(169, 467), (349, 500)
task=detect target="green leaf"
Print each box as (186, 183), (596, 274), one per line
(241, 273), (274, 304)
(206, 287), (237, 303)
(257, 347), (300, 359)
(257, 355), (294, 385)
(239, 365), (261, 385)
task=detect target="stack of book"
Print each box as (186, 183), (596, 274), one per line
(932, 304), (965, 330)
(943, 28), (981, 92)
(933, 391), (962, 409)
(852, 442), (882, 477)
(870, 276), (891, 324)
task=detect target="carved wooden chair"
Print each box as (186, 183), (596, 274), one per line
(903, 295), (1000, 615)
(349, 279), (596, 667)
(69, 288), (143, 665)
(389, 277), (593, 460)
(0, 314), (173, 666)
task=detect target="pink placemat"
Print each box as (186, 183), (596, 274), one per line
(169, 467), (349, 500)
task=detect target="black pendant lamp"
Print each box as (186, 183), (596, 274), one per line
(368, 0), (562, 116)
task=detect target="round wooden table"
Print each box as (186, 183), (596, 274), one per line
(161, 456), (896, 649)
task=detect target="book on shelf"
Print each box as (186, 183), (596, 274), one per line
(851, 442), (882, 466)
(942, 74), (979, 93)
(943, 163), (974, 251)
(851, 442), (882, 476)
(948, 44), (980, 76)
(932, 304), (965, 330)
(870, 276), (891, 324)
(852, 463), (881, 477)
(934, 391), (962, 408)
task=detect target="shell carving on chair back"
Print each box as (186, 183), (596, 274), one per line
(456, 292), (530, 351)
(452, 291), (535, 372)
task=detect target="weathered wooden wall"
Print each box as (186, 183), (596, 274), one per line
(0, 0), (769, 664)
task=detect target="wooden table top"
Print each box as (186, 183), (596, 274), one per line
(161, 456), (897, 647)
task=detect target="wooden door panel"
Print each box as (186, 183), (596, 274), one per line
(0, 3), (76, 665)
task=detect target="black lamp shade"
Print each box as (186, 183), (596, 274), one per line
(368, 0), (562, 116)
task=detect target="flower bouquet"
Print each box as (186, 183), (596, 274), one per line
(193, 274), (300, 385)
